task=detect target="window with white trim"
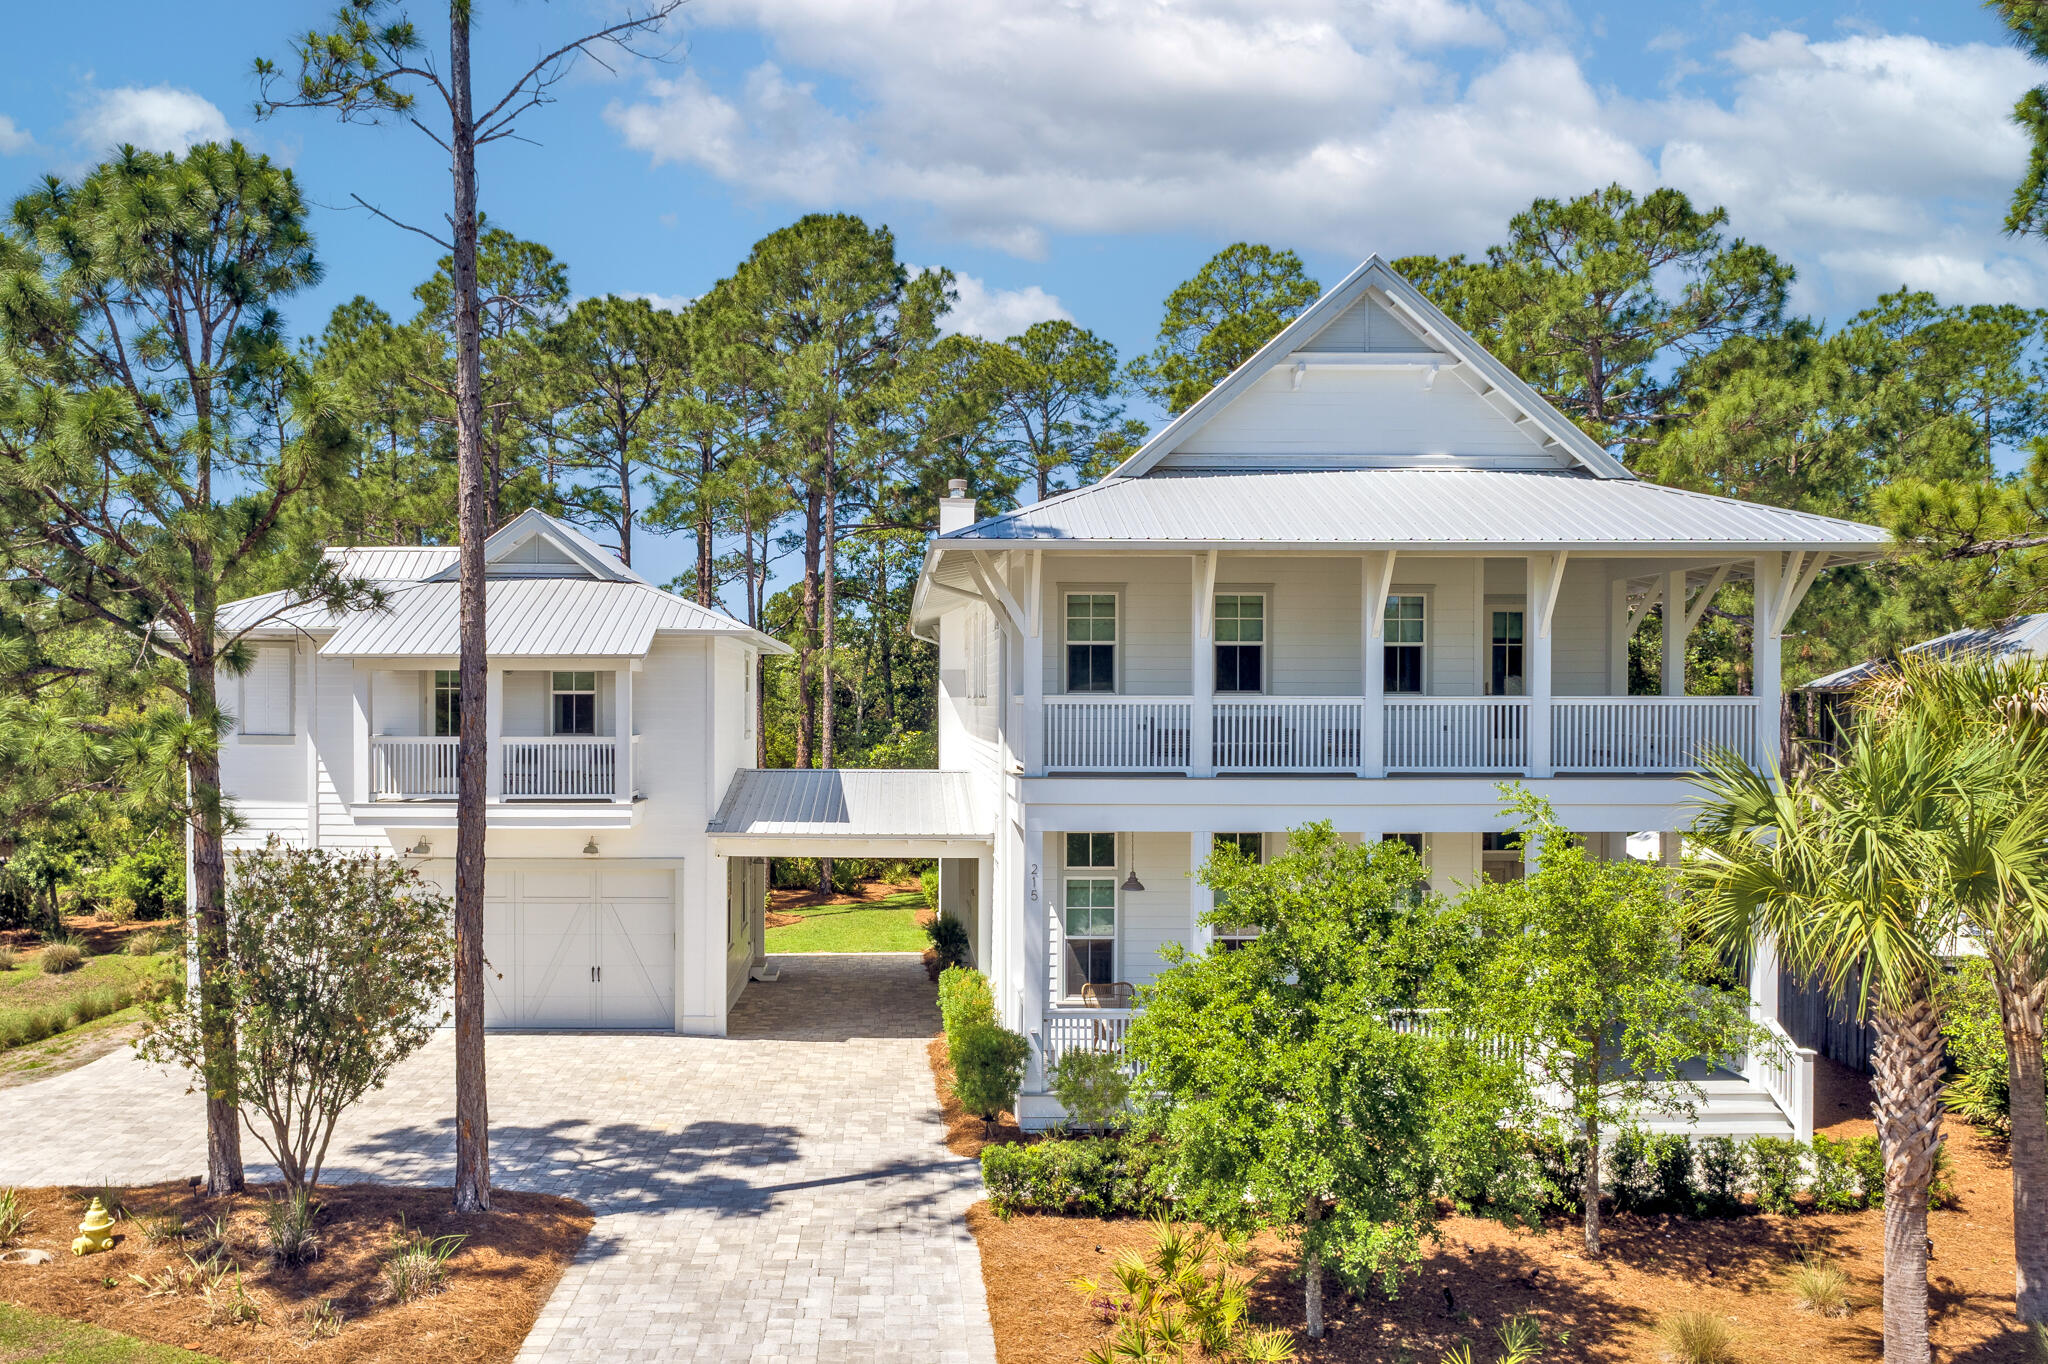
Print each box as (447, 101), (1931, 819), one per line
(1384, 594), (1425, 694)
(1383, 832), (1430, 903)
(237, 644), (294, 736)
(433, 669), (462, 737)
(1211, 832), (1264, 949)
(1481, 831), (1524, 883)
(1064, 593), (1117, 693)
(1062, 832), (1118, 995)
(1214, 594), (1265, 693)
(1488, 609), (1525, 697)
(551, 670), (596, 736)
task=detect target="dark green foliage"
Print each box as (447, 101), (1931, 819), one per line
(1809, 1135), (1863, 1212)
(1748, 1137), (1806, 1215)
(1607, 1128), (1654, 1214)
(1048, 1048), (1132, 1132)
(91, 839), (185, 920)
(1941, 958), (2023, 1132)
(951, 1021), (1029, 1126)
(980, 1136), (1169, 1219)
(1530, 1130), (1588, 1215)
(1648, 1133), (1698, 1216)
(924, 912), (972, 973)
(1696, 1137), (1746, 1217)
(937, 966), (994, 1054)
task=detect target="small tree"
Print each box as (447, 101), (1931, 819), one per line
(137, 841), (451, 1197)
(1127, 823), (1524, 1339)
(952, 1021), (1028, 1132)
(1443, 788), (1758, 1259)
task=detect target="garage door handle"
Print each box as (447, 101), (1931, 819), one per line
(589, 966), (601, 982)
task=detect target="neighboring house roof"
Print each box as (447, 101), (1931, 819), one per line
(934, 468), (1890, 553)
(1804, 613), (2048, 691)
(328, 545), (459, 583)
(706, 768), (985, 843)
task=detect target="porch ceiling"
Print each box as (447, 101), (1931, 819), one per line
(707, 768), (988, 857)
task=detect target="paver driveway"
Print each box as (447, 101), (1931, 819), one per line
(0, 953), (995, 1364)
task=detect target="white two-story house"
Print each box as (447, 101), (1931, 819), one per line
(906, 256), (1890, 1137)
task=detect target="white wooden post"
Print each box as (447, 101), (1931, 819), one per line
(1662, 568), (1688, 696)
(975, 849), (994, 979)
(302, 642), (321, 847)
(1018, 553), (1045, 775)
(1526, 554), (1555, 778)
(614, 664), (635, 802)
(1607, 574), (1630, 696)
(1753, 554), (1783, 770)
(485, 666), (504, 801)
(1360, 554), (1386, 778)
(1190, 552), (1215, 778)
(350, 663), (371, 805)
(1022, 827), (1052, 1092)
(1189, 830), (1213, 952)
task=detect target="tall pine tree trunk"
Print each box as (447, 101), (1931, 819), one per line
(797, 490), (820, 769)
(1872, 994), (1946, 1364)
(188, 642), (243, 1196)
(448, 4), (492, 1216)
(1996, 952), (2048, 1322)
(821, 448), (837, 768)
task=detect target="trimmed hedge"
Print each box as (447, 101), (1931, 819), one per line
(1535, 1127), (1896, 1220)
(938, 966), (994, 1053)
(982, 1135), (1170, 1218)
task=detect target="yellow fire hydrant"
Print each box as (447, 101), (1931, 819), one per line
(71, 1197), (115, 1256)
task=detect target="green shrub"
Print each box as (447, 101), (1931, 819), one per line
(1530, 1128), (1588, 1214)
(952, 1021), (1029, 1127)
(265, 1188), (319, 1266)
(1608, 1127), (1653, 1213)
(1786, 1255), (1854, 1317)
(924, 912), (972, 973)
(39, 942), (84, 974)
(1930, 1139), (1958, 1209)
(1749, 1136), (1805, 1215)
(1649, 1133), (1698, 1215)
(1810, 1135), (1867, 1212)
(1696, 1136), (1746, 1216)
(69, 985), (129, 1027)
(93, 838), (185, 920)
(0, 946), (15, 972)
(981, 1135), (1171, 1218)
(1657, 1309), (1738, 1364)
(1049, 1048), (1132, 1133)
(1942, 958), (2022, 1133)
(126, 929), (169, 957)
(937, 966), (994, 1053)
(919, 867), (939, 912)
(1847, 1135), (1885, 1209)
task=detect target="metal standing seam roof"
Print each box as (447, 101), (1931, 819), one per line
(1804, 613), (2048, 690)
(329, 546), (460, 583)
(707, 768), (986, 841)
(318, 578), (787, 657)
(936, 469), (1892, 551)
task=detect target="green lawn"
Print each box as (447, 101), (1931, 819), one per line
(0, 1303), (228, 1364)
(0, 946), (173, 1081)
(764, 889), (929, 953)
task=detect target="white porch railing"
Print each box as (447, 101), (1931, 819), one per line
(1044, 698), (1192, 772)
(1384, 698), (1529, 772)
(1212, 698), (1363, 772)
(502, 737), (619, 799)
(370, 736), (459, 799)
(1387, 1007), (1525, 1063)
(1749, 1017), (1817, 1143)
(1041, 1006), (1134, 1069)
(1551, 697), (1758, 772)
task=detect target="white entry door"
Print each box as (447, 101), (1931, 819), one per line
(472, 863), (677, 1030)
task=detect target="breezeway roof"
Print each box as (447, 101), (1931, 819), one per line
(935, 469), (1891, 553)
(317, 578), (787, 658)
(708, 768), (986, 852)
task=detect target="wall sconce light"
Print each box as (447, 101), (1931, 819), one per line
(583, 838), (599, 856)
(1121, 869), (1145, 893)
(409, 838), (432, 856)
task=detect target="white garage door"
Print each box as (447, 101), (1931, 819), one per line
(475, 863), (677, 1030)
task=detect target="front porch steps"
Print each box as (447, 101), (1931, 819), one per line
(1627, 1078), (1795, 1140)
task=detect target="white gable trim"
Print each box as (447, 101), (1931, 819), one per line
(424, 509), (646, 585)
(1112, 256), (1632, 481)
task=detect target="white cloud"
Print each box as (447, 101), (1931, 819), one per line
(70, 85), (230, 156)
(0, 115), (34, 156)
(606, 4), (2048, 309)
(921, 269), (1071, 340)
(618, 290), (697, 312)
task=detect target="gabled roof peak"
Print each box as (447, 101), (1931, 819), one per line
(424, 509), (646, 585)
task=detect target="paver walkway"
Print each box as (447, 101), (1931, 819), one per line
(0, 953), (995, 1364)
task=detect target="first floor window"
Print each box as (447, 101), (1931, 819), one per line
(552, 670), (596, 735)
(433, 669), (461, 737)
(1489, 609), (1525, 697)
(1214, 594), (1265, 693)
(1383, 832), (1430, 902)
(1063, 832), (1117, 994)
(1212, 831), (1264, 949)
(1065, 593), (1117, 693)
(1481, 831), (1524, 883)
(1384, 594), (1425, 694)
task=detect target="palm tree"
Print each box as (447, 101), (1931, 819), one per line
(1868, 655), (2048, 1323)
(1688, 715), (1984, 1364)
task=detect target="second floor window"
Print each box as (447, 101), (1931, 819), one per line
(1065, 593), (1117, 693)
(433, 669), (461, 737)
(1489, 609), (1525, 697)
(1384, 594), (1425, 694)
(552, 671), (596, 736)
(1214, 594), (1264, 693)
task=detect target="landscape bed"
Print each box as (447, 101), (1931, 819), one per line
(0, 1183), (590, 1364)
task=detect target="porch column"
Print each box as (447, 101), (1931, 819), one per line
(1360, 553), (1387, 778)
(1526, 554), (1555, 778)
(485, 666), (504, 801)
(1022, 826), (1053, 1092)
(614, 664), (635, 802)
(1750, 929), (1783, 1026)
(350, 663), (371, 805)
(1662, 569), (1688, 696)
(975, 849), (994, 978)
(301, 643), (321, 847)
(1189, 831), (1213, 952)
(1752, 554), (1784, 770)
(1019, 556), (1045, 776)
(1190, 553), (1215, 778)
(1607, 574), (1630, 696)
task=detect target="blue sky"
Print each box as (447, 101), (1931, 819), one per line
(1, 0), (2041, 594)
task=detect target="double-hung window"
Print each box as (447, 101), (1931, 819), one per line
(1489, 609), (1526, 697)
(1383, 595), (1425, 694)
(1211, 831), (1264, 949)
(1062, 832), (1118, 995)
(551, 671), (596, 736)
(432, 669), (462, 737)
(1065, 593), (1117, 693)
(1214, 594), (1265, 693)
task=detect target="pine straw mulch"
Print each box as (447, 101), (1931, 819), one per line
(765, 878), (926, 926)
(1, 913), (174, 956)
(0, 1182), (590, 1364)
(927, 1035), (1028, 1160)
(966, 1059), (2039, 1364)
